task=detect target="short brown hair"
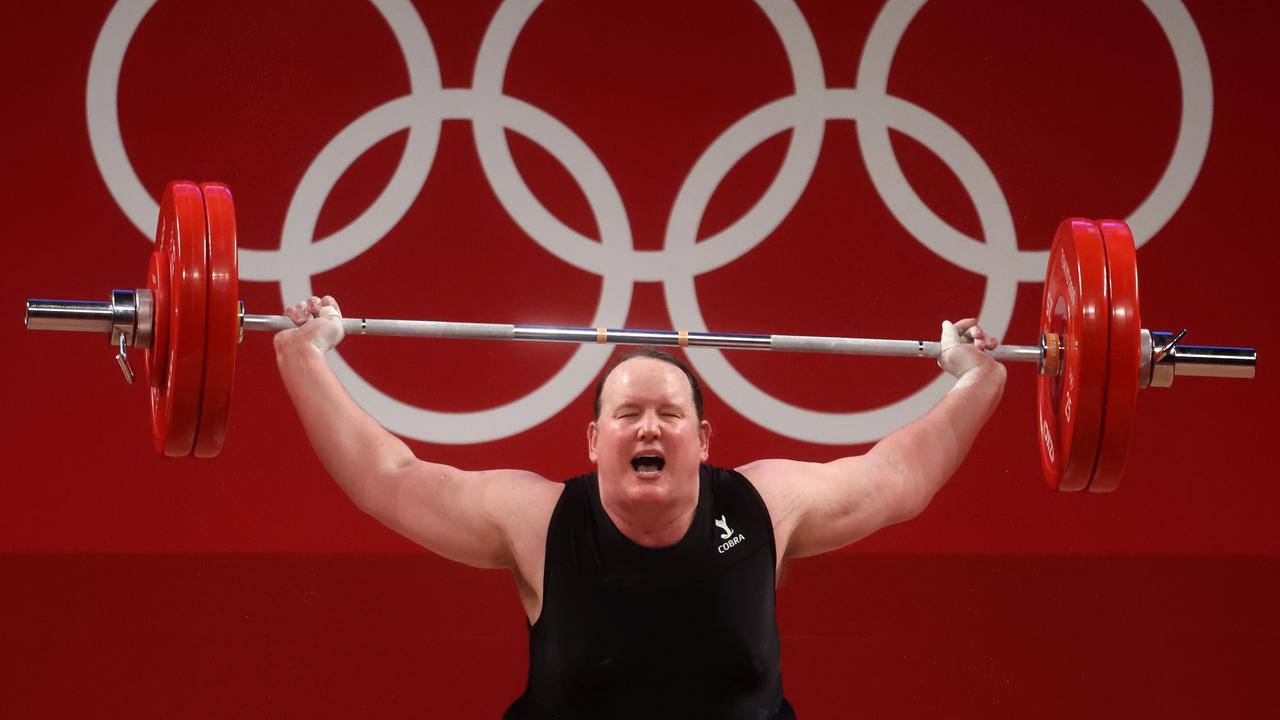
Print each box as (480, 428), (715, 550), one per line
(593, 348), (704, 420)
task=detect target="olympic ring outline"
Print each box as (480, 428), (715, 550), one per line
(86, 0), (1212, 445)
(671, 0), (1212, 443)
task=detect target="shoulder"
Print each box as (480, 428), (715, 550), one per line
(733, 459), (812, 534)
(734, 458), (833, 507)
(702, 464), (763, 507)
(706, 463), (782, 507)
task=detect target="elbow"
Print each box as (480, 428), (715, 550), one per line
(866, 441), (947, 520)
(345, 482), (380, 518)
(893, 465), (956, 524)
(353, 463), (388, 510)
(351, 458), (413, 521)
(872, 459), (935, 525)
(859, 451), (935, 525)
(894, 476), (934, 523)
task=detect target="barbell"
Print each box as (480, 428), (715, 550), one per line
(25, 181), (1256, 491)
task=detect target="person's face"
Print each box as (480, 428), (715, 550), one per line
(588, 357), (711, 511)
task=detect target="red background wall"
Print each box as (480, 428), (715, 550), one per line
(1, 1), (1276, 717)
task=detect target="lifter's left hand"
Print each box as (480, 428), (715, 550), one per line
(938, 318), (999, 378)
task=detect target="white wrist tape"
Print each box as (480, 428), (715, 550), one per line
(940, 320), (961, 354)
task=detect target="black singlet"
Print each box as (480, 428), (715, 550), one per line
(504, 465), (796, 720)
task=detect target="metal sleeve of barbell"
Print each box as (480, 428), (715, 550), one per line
(25, 299), (115, 333)
(240, 314), (1042, 361)
(1168, 344), (1257, 379)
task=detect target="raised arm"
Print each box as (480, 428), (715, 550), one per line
(273, 296), (559, 570)
(741, 319), (1007, 559)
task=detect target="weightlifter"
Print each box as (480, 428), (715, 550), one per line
(276, 295), (1005, 719)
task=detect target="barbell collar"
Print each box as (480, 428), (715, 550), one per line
(109, 289), (137, 346)
(1140, 329), (1159, 388)
(1041, 332), (1062, 378)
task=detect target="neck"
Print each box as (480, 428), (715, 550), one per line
(598, 477), (699, 548)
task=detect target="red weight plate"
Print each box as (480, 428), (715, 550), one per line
(149, 181), (208, 457)
(1088, 220), (1141, 492)
(1037, 219), (1110, 491)
(144, 248), (169, 389)
(193, 183), (239, 458)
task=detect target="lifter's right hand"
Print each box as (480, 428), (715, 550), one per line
(279, 295), (346, 354)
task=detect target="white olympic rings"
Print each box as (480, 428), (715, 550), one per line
(86, 0), (1212, 444)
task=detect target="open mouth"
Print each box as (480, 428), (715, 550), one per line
(630, 455), (666, 476)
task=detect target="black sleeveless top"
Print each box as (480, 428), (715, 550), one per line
(504, 465), (796, 720)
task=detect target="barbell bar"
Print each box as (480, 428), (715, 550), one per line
(24, 298), (1253, 376)
(23, 181), (1257, 491)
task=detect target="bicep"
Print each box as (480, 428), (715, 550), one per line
(368, 461), (553, 570)
(743, 455), (919, 560)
